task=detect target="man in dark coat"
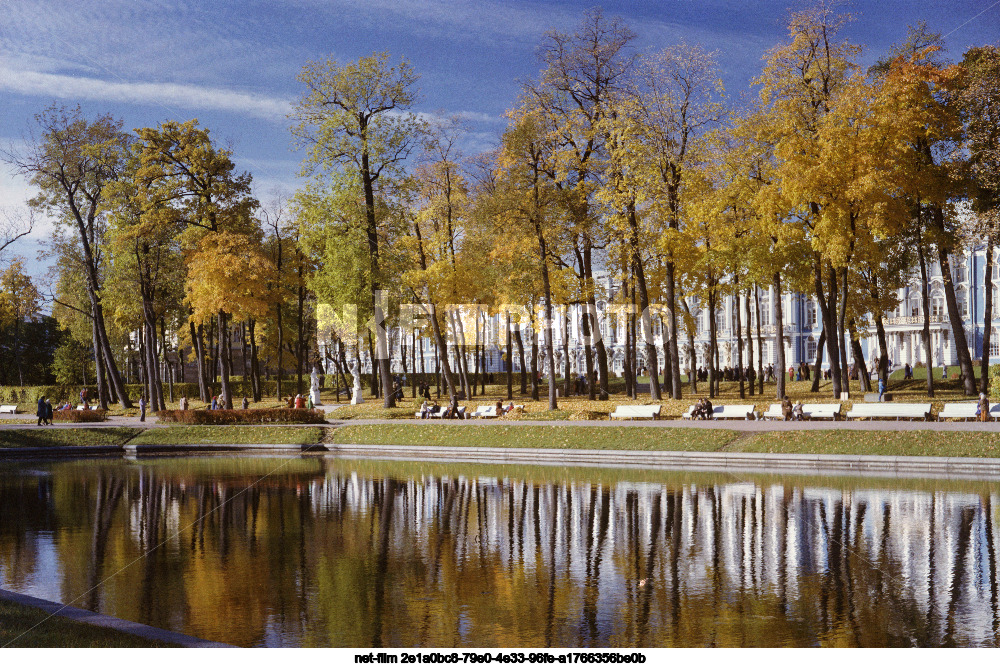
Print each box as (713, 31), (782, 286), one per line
(36, 396), (46, 426)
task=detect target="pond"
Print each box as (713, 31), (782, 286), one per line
(0, 456), (998, 647)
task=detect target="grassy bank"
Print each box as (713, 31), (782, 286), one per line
(129, 426), (324, 446)
(329, 424), (736, 451)
(0, 598), (177, 648)
(0, 427), (142, 448)
(328, 423), (1000, 459)
(735, 429), (1000, 459)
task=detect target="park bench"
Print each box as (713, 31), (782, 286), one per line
(0, 404), (18, 414)
(610, 405), (661, 420)
(803, 404), (841, 420)
(938, 402), (982, 421)
(711, 404), (757, 420)
(428, 406), (465, 419)
(470, 405), (499, 418)
(764, 403), (842, 420)
(845, 403), (932, 421)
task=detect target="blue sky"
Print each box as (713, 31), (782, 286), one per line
(2, 0), (998, 282)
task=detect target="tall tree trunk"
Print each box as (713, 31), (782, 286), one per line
(530, 328), (540, 402)
(774, 273), (786, 399)
(190, 321), (209, 403)
(982, 236), (995, 396)
(754, 286), (764, 395)
(249, 318), (262, 403)
(275, 301), (284, 399)
(627, 205), (660, 400)
(563, 306), (571, 398)
(931, 205), (977, 395)
(849, 320), (871, 392)
(811, 327), (826, 393)
(918, 241), (935, 397)
(837, 267), (851, 393)
(217, 311), (233, 409)
(665, 253), (682, 398)
(514, 327), (527, 395)
(745, 287), (755, 397)
(708, 287), (718, 399)
(817, 261), (843, 397)
(660, 315), (672, 399)
(506, 312), (513, 400)
(734, 281), (744, 399)
(583, 235), (610, 399)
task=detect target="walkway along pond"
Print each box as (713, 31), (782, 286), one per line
(0, 456), (998, 647)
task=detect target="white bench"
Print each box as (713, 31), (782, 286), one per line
(610, 405), (661, 420)
(764, 403), (842, 421)
(712, 405), (756, 420)
(470, 405), (500, 418)
(938, 402), (982, 421)
(428, 405), (465, 419)
(845, 403), (932, 421)
(0, 405), (17, 414)
(803, 404), (841, 420)
(762, 403), (784, 420)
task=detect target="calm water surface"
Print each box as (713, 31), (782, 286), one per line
(0, 456), (998, 647)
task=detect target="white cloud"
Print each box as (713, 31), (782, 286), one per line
(0, 66), (294, 121)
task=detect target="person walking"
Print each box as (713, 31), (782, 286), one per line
(43, 398), (53, 425)
(242, 396), (249, 410)
(138, 395), (146, 422)
(878, 376), (886, 402)
(36, 396), (46, 426)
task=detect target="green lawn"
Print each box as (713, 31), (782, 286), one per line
(0, 598), (177, 648)
(329, 423), (737, 451)
(0, 427), (142, 448)
(129, 425), (324, 446)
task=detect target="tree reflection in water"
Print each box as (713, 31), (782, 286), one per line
(0, 458), (998, 647)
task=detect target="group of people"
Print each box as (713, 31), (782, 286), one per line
(284, 394), (312, 409)
(35, 396), (53, 425)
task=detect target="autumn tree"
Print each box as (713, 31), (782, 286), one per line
(5, 105), (132, 408)
(291, 52), (423, 408)
(958, 45), (1000, 393)
(133, 119), (258, 408)
(524, 8), (636, 400)
(0, 259), (41, 386)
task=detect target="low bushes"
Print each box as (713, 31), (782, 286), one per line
(156, 408), (327, 425)
(51, 409), (107, 423)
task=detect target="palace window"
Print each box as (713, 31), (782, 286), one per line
(807, 300), (818, 327)
(991, 333), (1000, 358)
(931, 295), (945, 318)
(806, 337), (817, 362)
(957, 287), (968, 317)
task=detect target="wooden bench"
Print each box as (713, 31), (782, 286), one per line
(938, 402), (982, 421)
(610, 405), (661, 420)
(0, 405), (18, 414)
(845, 403), (932, 421)
(712, 405), (756, 420)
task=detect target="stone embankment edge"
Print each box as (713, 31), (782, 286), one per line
(4, 442), (1000, 479)
(0, 588), (233, 648)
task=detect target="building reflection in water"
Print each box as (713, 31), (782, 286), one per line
(0, 458), (997, 647)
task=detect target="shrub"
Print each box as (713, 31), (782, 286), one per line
(989, 365), (1000, 401)
(155, 408), (327, 425)
(51, 409), (107, 423)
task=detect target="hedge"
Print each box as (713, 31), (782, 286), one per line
(155, 408), (327, 425)
(51, 409), (107, 423)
